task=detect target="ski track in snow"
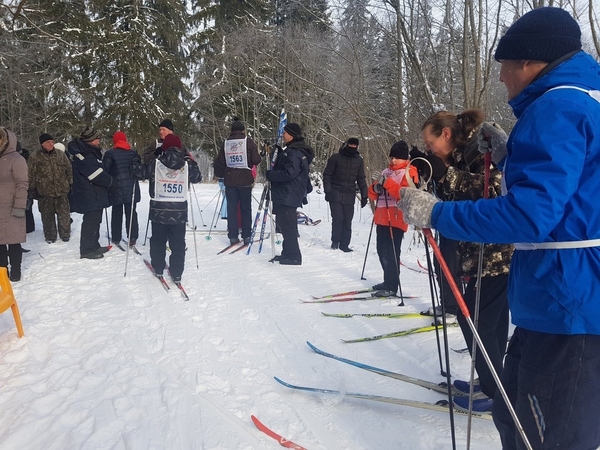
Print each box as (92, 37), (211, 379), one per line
(0, 183), (502, 449)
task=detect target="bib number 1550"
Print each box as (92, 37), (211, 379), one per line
(163, 183), (183, 193)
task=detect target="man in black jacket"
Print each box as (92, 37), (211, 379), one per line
(213, 117), (261, 245)
(68, 126), (113, 259)
(323, 138), (368, 251)
(266, 123), (313, 265)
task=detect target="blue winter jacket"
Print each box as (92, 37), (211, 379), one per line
(103, 148), (141, 206)
(67, 139), (113, 214)
(431, 51), (600, 335)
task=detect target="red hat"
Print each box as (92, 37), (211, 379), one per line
(162, 133), (182, 150)
(112, 131), (131, 150)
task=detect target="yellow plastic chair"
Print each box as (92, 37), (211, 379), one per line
(0, 267), (24, 337)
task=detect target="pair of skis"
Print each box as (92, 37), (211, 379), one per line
(302, 287), (419, 304)
(274, 342), (492, 420)
(216, 233), (272, 256)
(143, 258), (189, 301)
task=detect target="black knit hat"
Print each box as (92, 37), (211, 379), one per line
(495, 7), (581, 62)
(158, 119), (174, 131)
(80, 126), (100, 142)
(39, 133), (54, 144)
(284, 123), (302, 138)
(389, 140), (409, 160)
(347, 138), (359, 146)
(231, 117), (245, 132)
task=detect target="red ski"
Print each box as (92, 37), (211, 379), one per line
(143, 259), (170, 292)
(250, 415), (307, 450)
(302, 294), (418, 304)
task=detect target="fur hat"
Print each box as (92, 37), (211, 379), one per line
(81, 126), (100, 142)
(231, 117), (245, 132)
(158, 119), (174, 131)
(347, 138), (359, 146)
(389, 140), (409, 160)
(284, 123), (302, 138)
(39, 133), (54, 144)
(494, 7), (581, 62)
(162, 133), (182, 150)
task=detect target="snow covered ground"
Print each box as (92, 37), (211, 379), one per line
(0, 182), (502, 449)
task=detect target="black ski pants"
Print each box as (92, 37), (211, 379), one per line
(0, 244), (22, 279)
(150, 222), (186, 279)
(80, 209), (103, 256)
(329, 201), (354, 249)
(456, 274), (509, 399)
(493, 328), (600, 450)
(111, 202), (139, 244)
(273, 203), (301, 262)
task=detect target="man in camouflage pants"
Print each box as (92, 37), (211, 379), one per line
(28, 133), (73, 243)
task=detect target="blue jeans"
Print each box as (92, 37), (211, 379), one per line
(493, 327), (600, 449)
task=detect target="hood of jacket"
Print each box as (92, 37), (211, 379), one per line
(510, 51), (600, 118)
(0, 128), (17, 158)
(158, 147), (186, 170)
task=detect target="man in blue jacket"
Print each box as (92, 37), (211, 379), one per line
(397, 8), (600, 450)
(68, 126), (113, 259)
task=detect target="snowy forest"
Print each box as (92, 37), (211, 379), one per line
(1, 0), (600, 176)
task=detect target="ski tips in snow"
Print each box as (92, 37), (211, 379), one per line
(250, 415), (307, 450)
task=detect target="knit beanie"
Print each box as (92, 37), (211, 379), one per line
(112, 131), (131, 150)
(162, 133), (182, 150)
(347, 138), (359, 146)
(81, 126), (100, 142)
(158, 119), (174, 131)
(231, 117), (245, 132)
(39, 133), (54, 144)
(494, 7), (581, 62)
(284, 123), (302, 138)
(389, 140), (409, 160)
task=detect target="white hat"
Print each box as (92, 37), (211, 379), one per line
(54, 142), (65, 152)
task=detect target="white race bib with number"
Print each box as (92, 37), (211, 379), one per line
(154, 160), (188, 202)
(224, 138), (249, 169)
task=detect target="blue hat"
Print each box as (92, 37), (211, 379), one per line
(494, 7), (581, 62)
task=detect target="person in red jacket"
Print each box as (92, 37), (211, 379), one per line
(367, 141), (418, 297)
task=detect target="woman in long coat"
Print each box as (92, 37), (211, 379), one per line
(0, 127), (28, 281)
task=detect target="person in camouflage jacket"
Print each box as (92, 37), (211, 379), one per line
(421, 109), (513, 404)
(29, 133), (73, 242)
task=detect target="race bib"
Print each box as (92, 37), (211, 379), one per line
(154, 160), (189, 202)
(224, 138), (249, 169)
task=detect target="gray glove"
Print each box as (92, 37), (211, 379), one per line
(397, 188), (440, 229)
(11, 208), (26, 218)
(371, 170), (382, 181)
(478, 122), (508, 165)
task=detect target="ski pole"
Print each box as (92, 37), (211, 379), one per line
(423, 228), (533, 450)
(104, 208), (112, 247)
(466, 151), (492, 449)
(190, 183), (199, 269)
(191, 181), (206, 227)
(207, 187), (222, 240)
(124, 186), (136, 277)
(360, 212), (375, 280)
(382, 190), (405, 305)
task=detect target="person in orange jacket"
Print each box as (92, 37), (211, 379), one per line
(367, 140), (418, 297)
